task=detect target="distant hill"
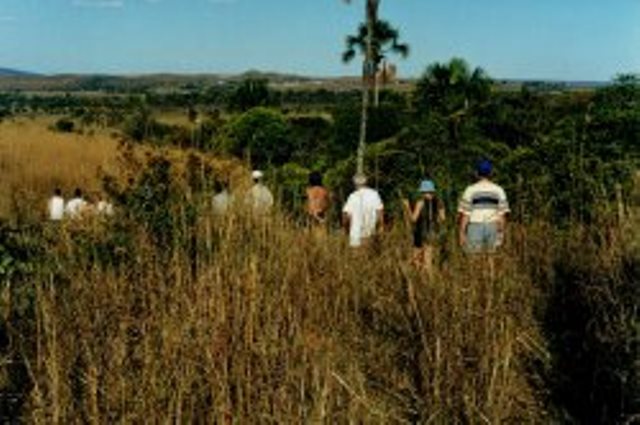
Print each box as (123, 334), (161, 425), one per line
(0, 68), (610, 93)
(0, 67), (39, 77)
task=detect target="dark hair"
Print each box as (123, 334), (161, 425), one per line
(54, 188), (62, 196)
(213, 179), (228, 193)
(74, 188), (82, 198)
(308, 171), (323, 187)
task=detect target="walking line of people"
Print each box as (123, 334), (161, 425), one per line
(49, 159), (510, 269)
(47, 187), (114, 221)
(207, 160), (509, 262)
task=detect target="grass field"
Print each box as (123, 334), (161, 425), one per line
(0, 115), (637, 423)
(0, 117), (118, 219)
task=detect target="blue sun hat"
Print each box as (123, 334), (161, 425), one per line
(418, 179), (436, 193)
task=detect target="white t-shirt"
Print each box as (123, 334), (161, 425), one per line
(458, 179), (509, 223)
(96, 200), (114, 216)
(212, 190), (231, 215)
(48, 196), (65, 221)
(65, 197), (87, 218)
(246, 184), (274, 214)
(343, 187), (383, 247)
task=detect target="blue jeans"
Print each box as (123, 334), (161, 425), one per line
(465, 222), (499, 254)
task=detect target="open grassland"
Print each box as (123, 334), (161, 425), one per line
(3, 202), (637, 423)
(0, 118), (118, 219)
(0, 117), (243, 221)
(0, 114), (637, 422)
(7, 210), (549, 423)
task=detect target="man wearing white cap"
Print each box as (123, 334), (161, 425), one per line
(246, 170), (274, 214)
(342, 173), (384, 247)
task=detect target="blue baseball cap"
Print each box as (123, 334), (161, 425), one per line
(418, 179), (436, 193)
(476, 159), (493, 177)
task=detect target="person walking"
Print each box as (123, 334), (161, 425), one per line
(458, 159), (510, 254)
(402, 179), (446, 273)
(212, 179), (232, 216)
(342, 173), (384, 248)
(245, 170), (274, 214)
(47, 188), (65, 221)
(305, 171), (331, 226)
(65, 188), (88, 219)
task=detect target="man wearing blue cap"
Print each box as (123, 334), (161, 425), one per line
(458, 159), (510, 254)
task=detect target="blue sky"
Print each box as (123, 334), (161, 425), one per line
(0, 0), (638, 80)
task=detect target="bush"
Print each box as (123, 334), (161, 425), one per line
(53, 118), (75, 133)
(223, 107), (292, 169)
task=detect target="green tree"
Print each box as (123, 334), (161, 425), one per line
(224, 107), (292, 169)
(342, 0), (381, 176)
(414, 57), (491, 117)
(227, 78), (273, 112)
(342, 19), (409, 106)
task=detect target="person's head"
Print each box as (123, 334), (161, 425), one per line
(418, 179), (436, 200)
(309, 171), (323, 187)
(353, 173), (368, 188)
(74, 188), (83, 198)
(213, 179), (228, 193)
(54, 188), (62, 196)
(251, 170), (264, 183)
(476, 159), (493, 179)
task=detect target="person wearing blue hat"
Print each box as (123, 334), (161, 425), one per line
(458, 159), (510, 254)
(402, 178), (446, 273)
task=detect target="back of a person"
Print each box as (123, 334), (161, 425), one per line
(345, 187), (382, 246)
(96, 200), (114, 216)
(65, 197), (87, 218)
(212, 190), (231, 216)
(414, 197), (442, 246)
(306, 185), (330, 217)
(461, 179), (508, 224)
(249, 183), (274, 213)
(458, 159), (510, 255)
(48, 195), (65, 221)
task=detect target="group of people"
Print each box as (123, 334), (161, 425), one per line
(47, 187), (114, 221)
(211, 170), (275, 216)
(304, 159), (510, 270)
(48, 159), (509, 272)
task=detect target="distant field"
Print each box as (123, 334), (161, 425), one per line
(0, 117), (119, 218)
(0, 116), (246, 220)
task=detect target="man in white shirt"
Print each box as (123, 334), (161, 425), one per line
(65, 188), (88, 219)
(245, 170), (274, 214)
(212, 180), (232, 216)
(47, 188), (65, 221)
(342, 173), (384, 248)
(96, 199), (114, 216)
(458, 159), (510, 253)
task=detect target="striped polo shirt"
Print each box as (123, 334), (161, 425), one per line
(458, 179), (510, 223)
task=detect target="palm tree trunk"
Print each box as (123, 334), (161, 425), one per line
(356, 0), (379, 175)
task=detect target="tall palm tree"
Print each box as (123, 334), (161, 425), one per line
(342, 0), (380, 176)
(342, 19), (409, 107)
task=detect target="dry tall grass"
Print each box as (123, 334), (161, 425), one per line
(2, 120), (636, 423)
(21, 206), (548, 423)
(0, 118), (118, 218)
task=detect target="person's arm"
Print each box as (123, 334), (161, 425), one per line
(458, 212), (469, 247)
(496, 188), (510, 241)
(376, 208), (385, 232)
(401, 198), (411, 224)
(458, 188), (472, 246)
(438, 201), (446, 223)
(410, 200), (424, 223)
(342, 212), (351, 234)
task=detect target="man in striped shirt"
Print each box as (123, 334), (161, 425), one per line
(458, 160), (510, 253)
